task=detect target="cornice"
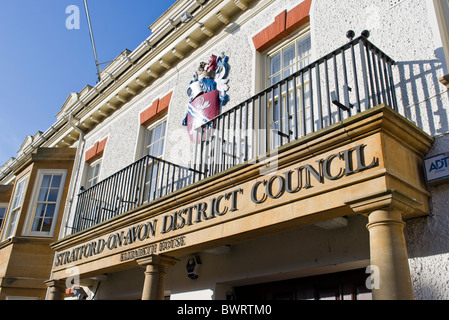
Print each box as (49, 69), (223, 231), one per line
(0, 0), (260, 180)
(44, 0), (257, 150)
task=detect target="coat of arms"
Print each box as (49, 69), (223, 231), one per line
(182, 53), (230, 142)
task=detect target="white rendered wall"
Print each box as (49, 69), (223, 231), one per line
(310, 0), (449, 300)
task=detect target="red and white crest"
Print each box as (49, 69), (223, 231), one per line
(183, 53), (230, 142)
(186, 90), (220, 142)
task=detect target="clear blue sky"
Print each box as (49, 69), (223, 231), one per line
(0, 0), (176, 166)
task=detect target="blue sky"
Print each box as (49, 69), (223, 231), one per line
(0, 0), (176, 166)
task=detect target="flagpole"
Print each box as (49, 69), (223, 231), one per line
(83, 0), (101, 82)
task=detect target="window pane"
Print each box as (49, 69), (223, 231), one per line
(5, 210), (19, 238)
(48, 188), (59, 202)
(38, 188), (48, 202)
(298, 36), (311, 58)
(152, 141), (160, 157)
(283, 44), (296, 68)
(12, 179), (27, 209)
(51, 175), (62, 188)
(31, 218), (42, 232)
(154, 124), (162, 141)
(283, 43), (296, 78)
(0, 207), (6, 232)
(270, 53), (281, 76)
(41, 175), (51, 188)
(271, 74), (281, 86)
(45, 204), (56, 218)
(35, 204), (46, 218)
(298, 35), (311, 70)
(42, 219), (52, 232)
(88, 166), (95, 181)
(93, 163), (100, 177)
(147, 129), (154, 146)
(160, 138), (165, 156)
(161, 122), (166, 136)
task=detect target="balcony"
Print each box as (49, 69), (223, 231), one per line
(69, 36), (400, 235)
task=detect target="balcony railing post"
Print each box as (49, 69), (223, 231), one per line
(350, 40), (361, 113)
(315, 62), (323, 131)
(358, 38), (371, 110)
(324, 58), (332, 125)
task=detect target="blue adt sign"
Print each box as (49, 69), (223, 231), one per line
(424, 153), (449, 184)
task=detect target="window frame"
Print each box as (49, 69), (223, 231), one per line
(142, 117), (167, 159)
(263, 27), (312, 150)
(1, 174), (29, 241)
(141, 117), (167, 203)
(23, 169), (67, 237)
(86, 158), (102, 189)
(0, 203), (8, 234)
(265, 27), (311, 87)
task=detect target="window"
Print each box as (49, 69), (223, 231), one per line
(268, 33), (311, 86)
(2, 175), (29, 240)
(266, 31), (312, 149)
(142, 119), (167, 202)
(24, 170), (66, 236)
(143, 119), (166, 158)
(86, 159), (102, 189)
(0, 204), (7, 233)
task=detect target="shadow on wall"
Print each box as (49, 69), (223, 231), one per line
(394, 50), (449, 136)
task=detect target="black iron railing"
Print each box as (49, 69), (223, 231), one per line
(70, 36), (399, 235)
(193, 36), (399, 177)
(70, 155), (202, 234)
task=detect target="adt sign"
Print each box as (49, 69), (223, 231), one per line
(424, 153), (449, 184)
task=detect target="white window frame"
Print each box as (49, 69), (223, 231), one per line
(86, 158), (102, 189)
(265, 27), (311, 87)
(264, 27), (312, 149)
(141, 117), (167, 202)
(2, 174), (29, 241)
(142, 117), (167, 159)
(23, 169), (67, 237)
(0, 203), (8, 234)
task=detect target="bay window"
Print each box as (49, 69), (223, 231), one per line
(2, 175), (28, 240)
(24, 170), (66, 237)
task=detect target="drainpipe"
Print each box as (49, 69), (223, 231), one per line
(59, 112), (86, 239)
(47, 112), (85, 300)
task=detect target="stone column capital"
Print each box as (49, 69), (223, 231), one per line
(345, 189), (423, 218)
(136, 254), (179, 268)
(45, 279), (67, 300)
(44, 279), (66, 289)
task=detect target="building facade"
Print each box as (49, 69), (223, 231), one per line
(1, 0), (449, 300)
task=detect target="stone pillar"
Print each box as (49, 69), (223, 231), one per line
(346, 190), (422, 300)
(366, 209), (414, 300)
(45, 279), (66, 300)
(137, 255), (178, 300)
